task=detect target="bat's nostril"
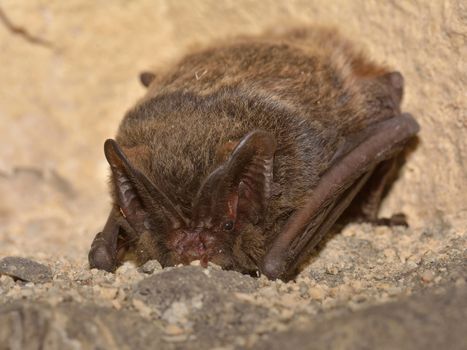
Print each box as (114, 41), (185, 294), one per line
(172, 229), (219, 264)
(177, 235), (208, 261)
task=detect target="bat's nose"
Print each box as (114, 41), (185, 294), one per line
(176, 230), (215, 264)
(183, 241), (207, 260)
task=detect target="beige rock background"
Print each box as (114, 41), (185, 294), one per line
(0, 0), (466, 258)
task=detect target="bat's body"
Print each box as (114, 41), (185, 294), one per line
(89, 28), (419, 280)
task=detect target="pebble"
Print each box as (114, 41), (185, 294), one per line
(383, 248), (397, 260)
(100, 287), (118, 300)
(163, 324), (185, 336)
(289, 283), (300, 292)
(117, 261), (139, 276)
(90, 269), (115, 284)
(351, 294), (367, 303)
(421, 250), (437, 264)
(260, 286), (278, 299)
(372, 272), (385, 281)
(376, 258), (385, 265)
(139, 260), (162, 274)
(335, 284), (352, 299)
(20, 288), (34, 298)
(406, 261), (418, 270)
(6, 285), (21, 298)
(308, 286), (326, 301)
(116, 288), (127, 303)
(280, 293), (300, 307)
(299, 282), (309, 297)
(420, 270), (435, 283)
(350, 280), (364, 291)
(387, 287), (402, 296)
(191, 294), (203, 309)
(112, 299), (122, 310)
(0, 275), (15, 289)
(325, 265), (339, 275)
(235, 292), (255, 302)
(279, 308), (294, 321)
(75, 270), (92, 282)
(322, 297), (339, 309)
(207, 262), (222, 270)
(0, 256), (53, 283)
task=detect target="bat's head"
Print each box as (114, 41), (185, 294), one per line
(104, 130), (276, 274)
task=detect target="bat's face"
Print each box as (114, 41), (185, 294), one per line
(104, 131), (276, 273)
(163, 214), (247, 271)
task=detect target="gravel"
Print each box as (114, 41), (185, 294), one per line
(0, 220), (465, 349)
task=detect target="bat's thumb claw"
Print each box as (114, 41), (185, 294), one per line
(89, 234), (117, 272)
(260, 258), (287, 281)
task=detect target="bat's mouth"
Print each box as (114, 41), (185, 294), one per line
(167, 228), (222, 266)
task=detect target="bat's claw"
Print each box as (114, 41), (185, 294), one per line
(372, 213), (408, 227)
(260, 257), (287, 281)
(88, 232), (117, 272)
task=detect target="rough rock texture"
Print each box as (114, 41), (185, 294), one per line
(0, 226), (465, 348)
(0, 1), (465, 349)
(1, 283), (466, 350)
(256, 284), (467, 350)
(0, 257), (52, 283)
(0, 302), (166, 350)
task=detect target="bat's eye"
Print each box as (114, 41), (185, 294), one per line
(223, 220), (234, 231)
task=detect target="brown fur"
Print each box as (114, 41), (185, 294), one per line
(106, 27), (401, 273)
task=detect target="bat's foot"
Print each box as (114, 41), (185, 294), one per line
(371, 213), (408, 227)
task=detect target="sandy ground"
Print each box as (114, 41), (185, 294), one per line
(0, 1), (466, 349)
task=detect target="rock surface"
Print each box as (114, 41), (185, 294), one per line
(0, 266), (465, 349)
(256, 284), (467, 350)
(0, 238), (464, 349)
(0, 256), (52, 283)
(0, 302), (165, 350)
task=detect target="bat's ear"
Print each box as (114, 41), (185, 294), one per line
(139, 71), (156, 87)
(104, 139), (150, 233)
(227, 131), (276, 224)
(104, 139), (187, 232)
(193, 131), (276, 226)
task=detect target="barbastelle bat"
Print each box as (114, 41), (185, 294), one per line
(88, 27), (419, 281)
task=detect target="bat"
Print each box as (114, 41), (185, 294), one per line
(88, 27), (419, 281)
